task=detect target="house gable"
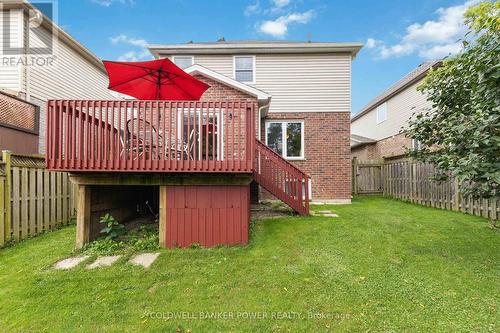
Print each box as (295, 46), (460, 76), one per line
(185, 64), (270, 103)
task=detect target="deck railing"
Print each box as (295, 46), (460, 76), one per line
(46, 100), (255, 173)
(254, 140), (309, 215)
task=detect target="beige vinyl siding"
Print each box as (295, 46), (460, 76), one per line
(351, 80), (431, 140)
(28, 24), (114, 153)
(173, 53), (351, 113)
(0, 9), (23, 92)
(256, 54), (351, 113)
(28, 26), (113, 100)
(193, 55), (233, 78)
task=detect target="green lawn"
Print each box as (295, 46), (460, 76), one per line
(0, 196), (498, 332)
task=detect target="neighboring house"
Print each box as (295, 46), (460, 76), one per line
(350, 60), (441, 160)
(149, 40), (362, 202)
(0, 1), (115, 154)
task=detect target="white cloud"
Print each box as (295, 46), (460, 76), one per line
(117, 51), (139, 61)
(368, 0), (479, 60)
(91, 0), (135, 7)
(244, 1), (261, 16)
(111, 34), (149, 48)
(110, 34), (151, 61)
(418, 42), (463, 59)
(365, 38), (377, 49)
(258, 10), (314, 38)
(268, 0), (292, 14)
(271, 0), (291, 9)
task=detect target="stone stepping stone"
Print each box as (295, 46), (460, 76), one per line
(87, 255), (122, 269)
(129, 253), (160, 268)
(323, 213), (339, 217)
(317, 210), (333, 214)
(54, 255), (89, 270)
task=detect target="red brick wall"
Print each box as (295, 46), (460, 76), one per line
(261, 112), (351, 201)
(351, 133), (411, 160)
(351, 144), (377, 160)
(196, 75), (257, 103)
(196, 75), (259, 160)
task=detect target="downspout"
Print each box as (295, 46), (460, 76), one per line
(257, 100), (270, 141)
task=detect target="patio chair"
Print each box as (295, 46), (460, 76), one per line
(120, 118), (162, 159)
(167, 128), (196, 160)
(120, 118), (196, 160)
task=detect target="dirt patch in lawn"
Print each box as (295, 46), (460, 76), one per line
(251, 201), (296, 220)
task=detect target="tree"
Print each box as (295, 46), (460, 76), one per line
(406, 1), (500, 199)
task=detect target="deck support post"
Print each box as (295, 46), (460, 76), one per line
(159, 186), (167, 248)
(75, 184), (91, 249)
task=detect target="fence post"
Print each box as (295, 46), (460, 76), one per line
(352, 157), (358, 195)
(0, 171), (4, 246)
(2, 151), (12, 243)
(453, 178), (460, 211)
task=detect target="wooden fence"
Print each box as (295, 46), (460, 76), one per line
(353, 158), (499, 220)
(0, 151), (77, 246)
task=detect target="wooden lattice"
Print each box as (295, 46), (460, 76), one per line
(0, 92), (38, 132)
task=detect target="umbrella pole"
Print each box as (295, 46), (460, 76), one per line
(157, 70), (161, 100)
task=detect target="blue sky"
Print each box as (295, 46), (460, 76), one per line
(47, 0), (476, 113)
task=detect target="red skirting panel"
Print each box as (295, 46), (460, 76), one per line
(164, 185), (250, 248)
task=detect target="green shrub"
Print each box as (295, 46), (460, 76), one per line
(99, 214), (125, 240)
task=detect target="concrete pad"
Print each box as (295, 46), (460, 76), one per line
(317, 210), (333, 214)
(87, 255), (122, 269)
(54, 256), (89, 270)
(323, 213), (339, 217)
(129, 253), (160, 268)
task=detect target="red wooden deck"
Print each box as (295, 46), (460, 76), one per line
(46, 100), (255, 173)
(46, 99), (310, 216)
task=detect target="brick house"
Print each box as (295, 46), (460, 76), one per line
(351, 60), (441, 161)
(46, 40), (362, 249)
(149, 41), (362, 203)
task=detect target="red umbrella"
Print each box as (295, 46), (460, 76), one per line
(102, 58), (209, 100)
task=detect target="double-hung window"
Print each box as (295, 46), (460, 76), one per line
(234, 56), (255, 83)
(265, 121), (304, 159)
(172, 56), (194, 69)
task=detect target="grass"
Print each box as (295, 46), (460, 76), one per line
(0, 196), (498, 332)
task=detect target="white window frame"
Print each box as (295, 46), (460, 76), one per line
(233, 55), (256, 84)
(265, 120), (305, 160)
(172, 56), (194, 69)
(376, 102), (387, 124)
